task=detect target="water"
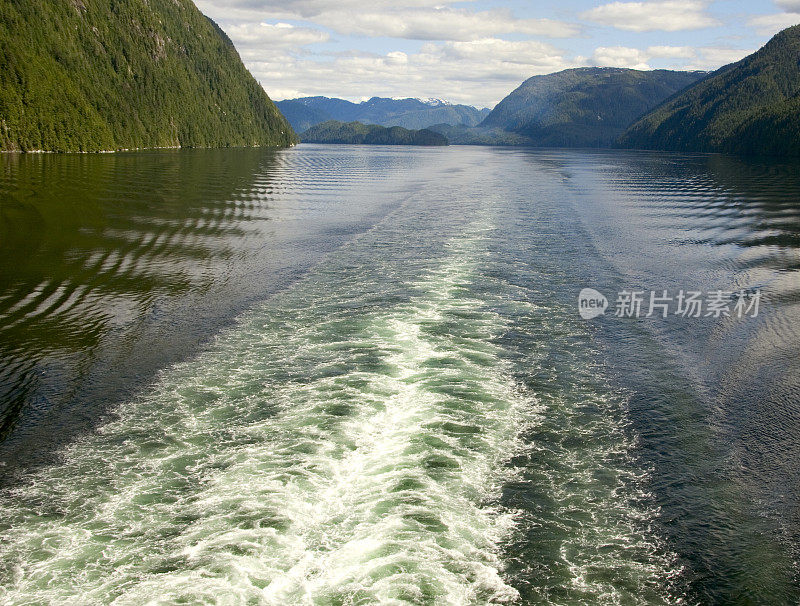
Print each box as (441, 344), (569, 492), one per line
(0, 148), (405, 460)
(0, 146), (798, 604)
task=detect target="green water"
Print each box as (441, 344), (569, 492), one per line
(1, 146), (799, 603)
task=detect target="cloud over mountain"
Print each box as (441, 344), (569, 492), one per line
(194, 0), (774, 107)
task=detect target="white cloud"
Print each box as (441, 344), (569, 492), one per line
(191, 0), (762, 109)
(198, 1), (579, 41)
(260, 40), (758, 106)
(681, 47), (755, 70)
(194, 0), (581, 105)
(249, 39), (578, 107)
(315, 8), (580, 40)
(430, 39), (570, 67)
(591, 45), (696, 69)
(582, 0), (718, 32)
(223, 22), (329, 47)
(199, 0), (464, 19)
(591, 46), (651, 68)
(748, 12), (800, 35)
(646, 45), (695, 58)
(590, 44), (752, 70)
(776, 0), (800, 13)
(698, 47), (752, 65)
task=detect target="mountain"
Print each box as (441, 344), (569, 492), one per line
(352, 98), (489, 129)
(301, 121), (448, 146)
(480, 67), (705, 148)
(620, 25), (800, 156)
(0, 0), (296, 152)
(275, 101), (335, 134)
(426, 124), (533, 146)
(276, 97), (489, 132)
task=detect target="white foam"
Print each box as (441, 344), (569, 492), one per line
(0, 217), (531, 604)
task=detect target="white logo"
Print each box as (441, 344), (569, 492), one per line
(577, 287), (761, 320)
(578, 288), (608, 319)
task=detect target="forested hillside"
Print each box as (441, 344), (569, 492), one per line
(302, 121), (448, 145)
(0, 0), (296, 152)
(620, 25), (800, 156)
(481, 68), (704, 148)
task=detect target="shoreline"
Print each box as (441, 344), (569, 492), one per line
(0, 142), (298, 155)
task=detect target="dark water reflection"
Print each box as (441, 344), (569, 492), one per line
(0, 147), (411, 473)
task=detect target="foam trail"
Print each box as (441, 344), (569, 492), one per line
(0, 217), (531, 604)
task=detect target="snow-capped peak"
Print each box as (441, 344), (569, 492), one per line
(387, 97), (451, 106)
(418, 97), (451, 107)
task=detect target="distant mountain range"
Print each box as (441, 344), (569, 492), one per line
(0, 0), (295, 152)
(480, 67), (705, 148)
(620, 25), (800, 156)
(277, 97), (490, 132)
(301, 121), (448, 146)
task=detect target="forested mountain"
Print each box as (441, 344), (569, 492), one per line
(426, 124), (533, 146)
(480, 68), (704, 148)
(277, 97), (489, 132)
(302, 121), (448, 146)
(620, 25), (800, 156)
(0, 0), (296, 152)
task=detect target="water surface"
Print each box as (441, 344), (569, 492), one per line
(0, 146), (798, 604)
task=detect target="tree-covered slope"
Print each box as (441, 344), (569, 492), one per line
(620, 25), (800, 156)
(277, 97), (488, 132)
(480, 67), (704, 148)
(426, 124), (533, 146)
(301, 121), (448, 146)
(0, 0), (296, 152)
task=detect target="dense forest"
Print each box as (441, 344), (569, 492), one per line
(620, 25), (800, 156)
(481, 68), (704, 148)
(302, 121), (448, 146)
(0, 0), (296, 152)
(425, 123), (533, 146)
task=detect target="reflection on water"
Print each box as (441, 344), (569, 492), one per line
(0, 150), (265, 441)
(0, 146), (799, 604)
(535, 150), (800, 603)
(0, 147), (420, 470)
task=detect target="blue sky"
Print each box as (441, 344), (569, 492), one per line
(194, 0), (800, 107)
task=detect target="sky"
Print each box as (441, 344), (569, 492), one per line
(194, 0), (800, 108)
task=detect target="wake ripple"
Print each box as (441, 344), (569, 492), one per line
(0, 219), (531, 604)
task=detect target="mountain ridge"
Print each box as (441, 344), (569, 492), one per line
(619, 25), (800, 156)
(301, 120), (448, 146)
(480, 67), (706, 148)
(277, 96), (489, 133)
